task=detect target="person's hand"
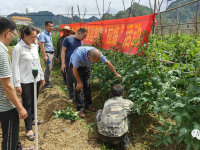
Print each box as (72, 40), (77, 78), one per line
(17, 106), (28, 119)
(43, 55), (48, 63)
(16, 87), (22, 94)
(61, 64), (66, 73)
(76, 82), (83, 92)
(56, 58), (59, 64)
(115, 74), (122, 83)
(40, 80), (45, 86)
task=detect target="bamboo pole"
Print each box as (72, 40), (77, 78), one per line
(82, 8), (87, 23)
(103, 0), (104, 20)
(71, 7), (73, 24)
(196, 0), (199, 38)
(105, 1), (111, 20)
(152, 0), (156, 53)
(95, 0), (102, 20)
(149, 0), (153, 14)
(122, 0), (128, 18)
(129, 0), (135, 17)
(77, 5), (81, 23)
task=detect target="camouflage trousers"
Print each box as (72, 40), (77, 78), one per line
(96, 109), (131, 149)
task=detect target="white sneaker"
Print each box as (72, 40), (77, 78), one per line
(68, 99), (73, 103)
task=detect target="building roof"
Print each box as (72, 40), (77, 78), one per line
(11, 16), (32, 21)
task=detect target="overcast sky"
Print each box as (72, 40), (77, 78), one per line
(0, 0), (173, 18)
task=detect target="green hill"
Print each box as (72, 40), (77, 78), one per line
(7, 11), (99, 29)
(161, 0), (199, 25)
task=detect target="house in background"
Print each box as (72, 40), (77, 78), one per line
(11, 16), (33, 25)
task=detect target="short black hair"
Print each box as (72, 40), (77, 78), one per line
(111, 84), (124, 97)
(0, 17), (17, 35)
(21, 26), (37, 39)
(45, 21), (53, 26)
(77, 28), (87, 33)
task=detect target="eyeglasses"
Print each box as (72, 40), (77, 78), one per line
(10, 31), (17, 38)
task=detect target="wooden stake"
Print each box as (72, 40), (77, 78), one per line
(71, 7), (73, 24)
(122, 0), (128, 18)
(103, 0), (104, 20)
(82, 8), (87, 23)
(129, 0), (134, 17)
(77, 5), (81, 23)
(95, 0), (102, 20)
(105, 1), (111, 20)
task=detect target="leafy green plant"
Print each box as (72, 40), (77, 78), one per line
(9, 36), (18, 46)
(53, 107), (80, 121)
(90, 33), (200, 149)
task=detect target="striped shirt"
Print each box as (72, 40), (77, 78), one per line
(0, 42), (15, 112)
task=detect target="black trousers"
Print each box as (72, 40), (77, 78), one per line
(21, 82), (40, 131)
(60, 60), (67, 85)
(70, 64), (92, 111)
(0, 108), (22, 150)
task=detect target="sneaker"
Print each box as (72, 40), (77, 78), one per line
(68, 99), (73, 103)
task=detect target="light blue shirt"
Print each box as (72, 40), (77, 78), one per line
(70, 46), (107, 68)
(17, 38), (21, 43)
(39, 30), (54, 52)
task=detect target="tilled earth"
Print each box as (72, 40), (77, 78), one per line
(0, 87), (101, 150)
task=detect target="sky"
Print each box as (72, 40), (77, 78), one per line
(0, 0), (173, 18)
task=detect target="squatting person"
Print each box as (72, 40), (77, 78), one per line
(96, 84), (134, 150)
(70, 46), (121, 118)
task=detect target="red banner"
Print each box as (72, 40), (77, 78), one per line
(60, 14), (155, 55)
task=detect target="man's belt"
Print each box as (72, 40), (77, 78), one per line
(46, 51), (54, 54)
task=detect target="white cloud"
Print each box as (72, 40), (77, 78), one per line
(0, 0), (172, 18)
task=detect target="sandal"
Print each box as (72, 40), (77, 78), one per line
(25, 130), (35, 141)
(32, 120), (44, 125)
(22, 146), (35, 150)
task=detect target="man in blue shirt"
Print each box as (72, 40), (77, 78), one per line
(61, 28), (87, 103)
(70, 46), (121, 118)
(39, 21), (54, 88)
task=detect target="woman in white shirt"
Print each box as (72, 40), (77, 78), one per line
(12, 26), (45, 141)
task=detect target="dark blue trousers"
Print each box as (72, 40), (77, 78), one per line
(70, 64), (92, 111)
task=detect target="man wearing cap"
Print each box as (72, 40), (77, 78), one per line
(61, 28), (87, 103)
(56, 26), (74, 86)
(39, 21), (54, 88)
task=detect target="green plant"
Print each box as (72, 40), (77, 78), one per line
(90, 33), (200, 149)
(91, 32), (103, 49)
(9, 36), (18, 46)
(87, 123), (96, 133)
(53, 107), (80, 121)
